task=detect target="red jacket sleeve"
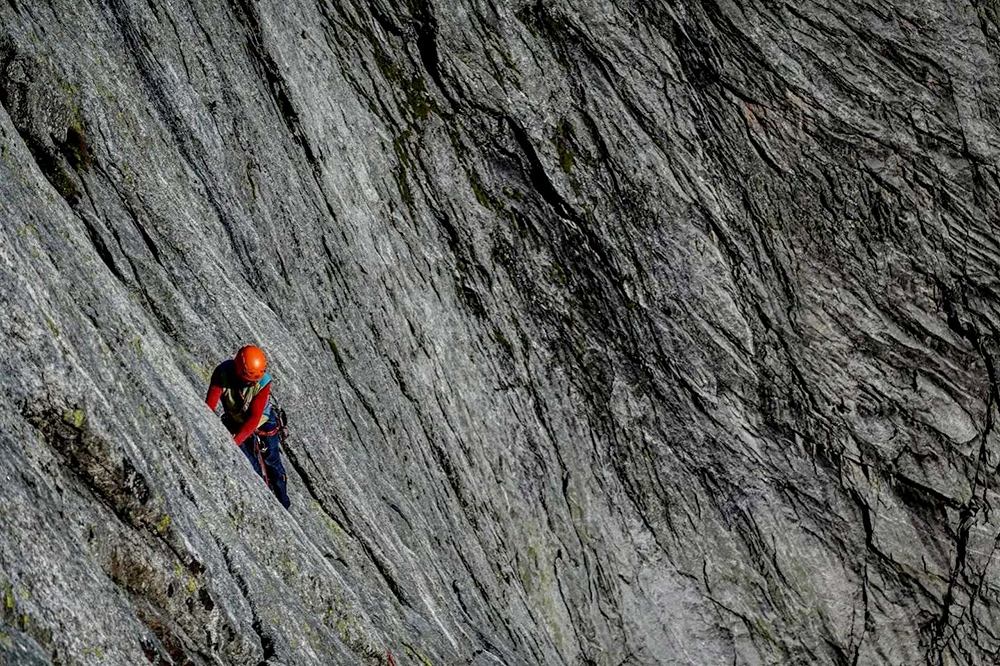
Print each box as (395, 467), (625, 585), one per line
(205, 385), (223, 411)
(232, 384), (271, 446)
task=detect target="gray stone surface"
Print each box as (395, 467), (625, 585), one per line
(0, 622), (51, 666)
(2, 0), (1000, 663)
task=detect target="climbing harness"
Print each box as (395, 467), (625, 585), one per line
(258, 394), (289, 449)
(251, 396), (289, 490)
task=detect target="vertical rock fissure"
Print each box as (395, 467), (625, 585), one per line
(212, 536), (275, 666)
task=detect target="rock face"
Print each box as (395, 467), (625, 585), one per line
(2, 0), (1000, 664)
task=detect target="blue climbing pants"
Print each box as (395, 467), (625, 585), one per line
(238, 411), (290, 509)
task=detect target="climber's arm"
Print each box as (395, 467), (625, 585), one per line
(205, 385), (223, 411)
(232, 384), (271, 446)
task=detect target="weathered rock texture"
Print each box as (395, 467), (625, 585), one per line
(3, 0), (1000, 664)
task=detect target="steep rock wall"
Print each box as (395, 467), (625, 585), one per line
(2, 0), (1000, 664)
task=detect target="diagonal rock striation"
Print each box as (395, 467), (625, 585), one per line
(2, 0), (1000, 664)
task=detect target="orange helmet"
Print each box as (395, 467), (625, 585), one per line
(234, 345), (267, 382)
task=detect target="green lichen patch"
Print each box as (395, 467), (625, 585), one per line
(403, 642), (435, 666)
(62, 408), (85, 429)
(188, 361), (211, 383)
(401, 75), (436, 122)
(393, 130), (415, 207)
(547, 261), (568, 286)
(25, 403), (170, 536)
(28, 138), (79, 202)
(553, 119), (575, 174)
(321, 602), (389, 665)
(315, 501), (346, 537)
(0, 580), (52, 652)
(976, 1), (1000, 37)
(155, 514), (171, 534)
(494, 328), (514, 357)
(3, 583), (13, 612)
(61, 122), (94, 174)
(373, 47), (438, 124)
(468, 168), (492, 209)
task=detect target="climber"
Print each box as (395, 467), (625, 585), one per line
(205, 345), (290, 509)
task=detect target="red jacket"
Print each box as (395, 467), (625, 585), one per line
(206, 360), (272, 446)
